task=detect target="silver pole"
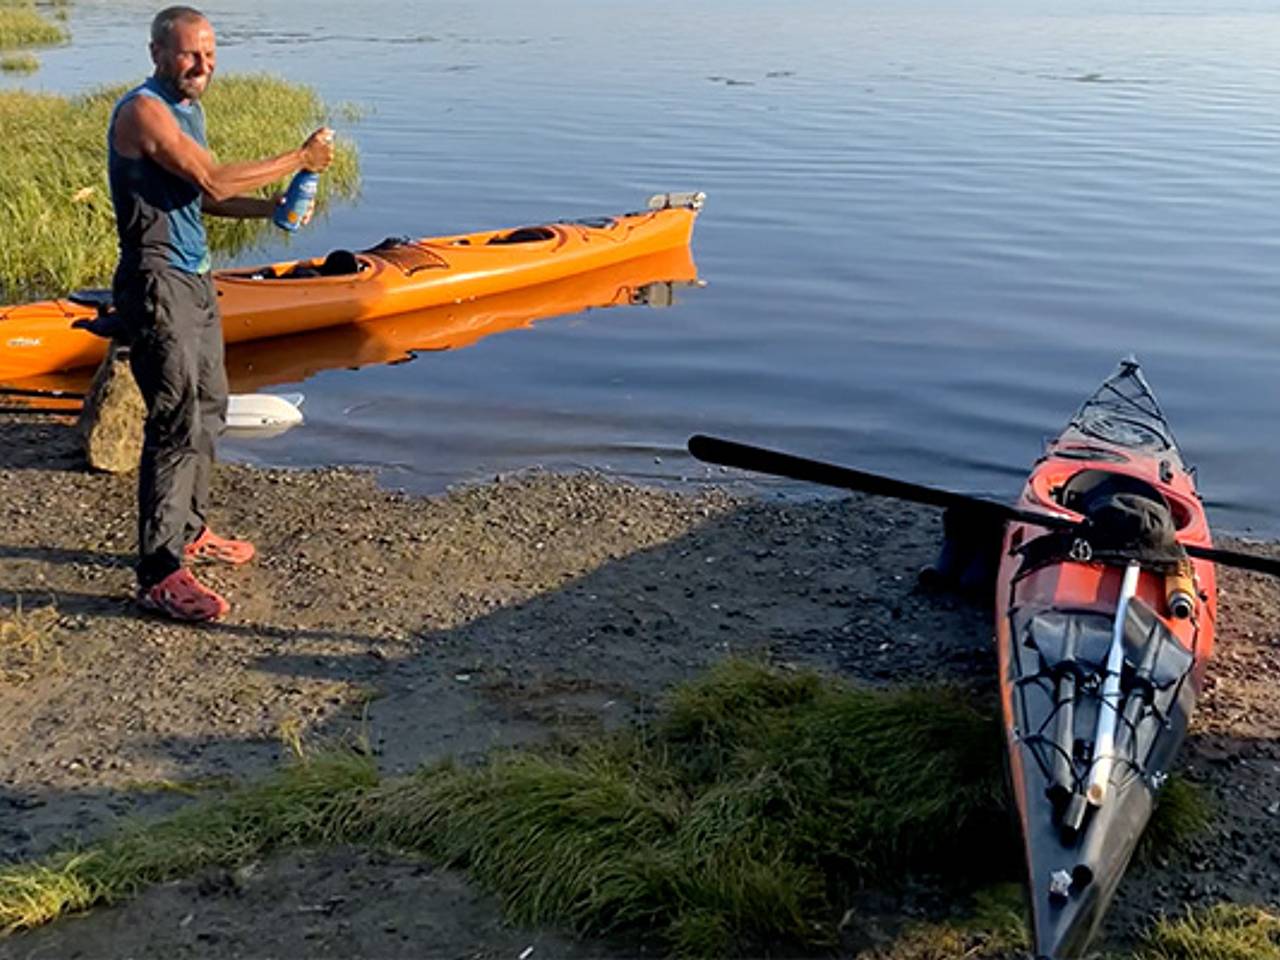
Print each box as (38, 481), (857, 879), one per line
(1086, 560), (1141, 807)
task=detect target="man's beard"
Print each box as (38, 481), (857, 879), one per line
(158, 68), (210, 102)
(176, 75), (209, 101)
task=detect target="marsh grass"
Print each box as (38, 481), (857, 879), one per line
(0, 661), (1011, 953)
(121, 776), (238, 797)
(0, 2), (65, 50)
(0, 600), (60, 682)
(860, 885), (1030, 959)
(0, 748), (377, 933)
(0, 74), (360, 301)
(351, 660), (1014, 957)
(1137, 775), (1212, 864)
(0, 659), (1223, 956)
(1134, 904), (1280, 959)
(0, 51), (38, 72)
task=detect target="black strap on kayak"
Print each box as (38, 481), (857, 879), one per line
(1014, 488), (1187, 578)
(1014, 530), (1187, 579)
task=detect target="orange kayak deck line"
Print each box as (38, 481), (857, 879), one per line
(0, 192), (704, 382)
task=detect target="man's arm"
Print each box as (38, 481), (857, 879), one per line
(114, 95), (333, 204)
(202, 195), (278, 219)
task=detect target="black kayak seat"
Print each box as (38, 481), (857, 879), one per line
(486, 226), (555, 245)
(319, 249), (360, 276)
(274, 249), (363, 279)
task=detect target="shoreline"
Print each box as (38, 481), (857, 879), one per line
(2, 410), (1279, 956)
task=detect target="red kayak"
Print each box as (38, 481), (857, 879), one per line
(686, 358), (1229, 958)
(995, 359), (1216, 957)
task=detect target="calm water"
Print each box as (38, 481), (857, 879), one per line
(10, 0), (1280, 534)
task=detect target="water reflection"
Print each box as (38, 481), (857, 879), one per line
(3, 247), (699, 407)
(223, 247), (699, 393)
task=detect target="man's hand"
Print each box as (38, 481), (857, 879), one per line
(301, 128), (335, 173)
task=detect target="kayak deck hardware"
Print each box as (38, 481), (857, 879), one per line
(647, 190), (706, 211)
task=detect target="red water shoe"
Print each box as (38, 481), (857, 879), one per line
(184, 527), (256, 566)
(138, 568), (230, 622)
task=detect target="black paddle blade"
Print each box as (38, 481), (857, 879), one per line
(1184, 542), (1280, 576)
(686, 434), (1280, 580)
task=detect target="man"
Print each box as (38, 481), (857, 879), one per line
(108, 5), (334, 621)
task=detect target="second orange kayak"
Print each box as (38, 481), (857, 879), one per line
(0, 191), (704, 382)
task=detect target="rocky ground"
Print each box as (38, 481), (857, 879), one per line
(0, 408), (1277, 958)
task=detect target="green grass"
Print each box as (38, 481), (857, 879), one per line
(353, 661), (1012, 957)
(0, 51), (37, 72)
(0, 748), (376, 933)
(121, 776), (238, 797)
(864, 892), (1280, 960)
(0, 659), (1222, 957)
(860, 885), (1030, 959)
(0, 2), (65, 49)
(1134, 905), (1280, 959)
(0, 661), (1011, 954)
(0, 74), (360, 301)
(1137, 775), (1212, 864)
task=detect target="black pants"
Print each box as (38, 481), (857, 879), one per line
(114, 266), (227, 588)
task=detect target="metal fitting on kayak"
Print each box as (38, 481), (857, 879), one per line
(1165, 559), (1195, 619)
(647, 190), (706, 211)
(1048, 870), (1073, 901)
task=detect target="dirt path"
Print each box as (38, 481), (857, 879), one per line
(0, 410), (1277, 957)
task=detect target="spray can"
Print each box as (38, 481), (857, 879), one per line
(273, 169), (320, 232)
(1165, 559), (1195, 619)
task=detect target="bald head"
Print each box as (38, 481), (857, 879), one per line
(151, 6), (207, 49)
(149, 6), (216, 102)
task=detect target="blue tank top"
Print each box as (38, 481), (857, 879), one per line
(107, 76), (211, 275)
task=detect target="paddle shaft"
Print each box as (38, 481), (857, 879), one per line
(689, 433), (1071, 527)
(686, 434), (1280, 578)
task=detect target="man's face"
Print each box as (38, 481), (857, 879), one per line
(151, 16), (216, 102)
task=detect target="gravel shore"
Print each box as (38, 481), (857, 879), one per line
(1, 409), (1277, 957)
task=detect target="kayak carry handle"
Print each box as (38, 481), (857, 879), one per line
(647, 191), (706, 211)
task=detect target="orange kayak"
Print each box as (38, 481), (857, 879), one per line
(0, 192), (704, 382)
(6, 245), (700, 402)
(221, 245), (699, 394)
